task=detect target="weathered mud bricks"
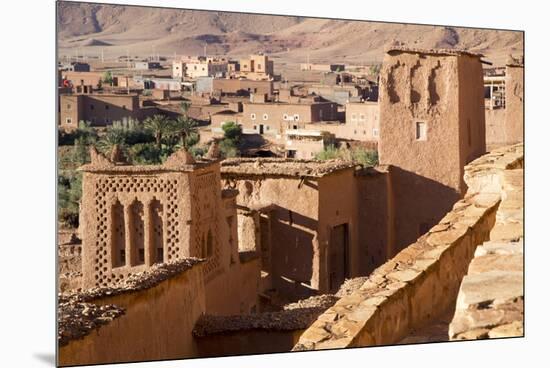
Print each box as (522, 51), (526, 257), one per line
(378, 47), (486, 251)
(79, 147), (223, 288)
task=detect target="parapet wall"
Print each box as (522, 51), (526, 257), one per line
(293, 143), (523, 350)
(449, 144), (524, 339)
(58, 260), (206, 366)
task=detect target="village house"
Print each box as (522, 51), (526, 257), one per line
(238, 54), (274, 80)
(195, 77), (274, 99)
(59, 93), (144, 129)
(300, 63), (345, 72)
(214, 78), (274, 98)
(59, 61), (91, 72)
(284, 129), (336, 159)
(342, 102), (380, 141)
(183, 57), (229, 79)
(484, 56), (524, 149)
(61, 71), (104, 90)
(210, 110), (243, 131)
(297, 102), (379, 143)
(172, 60), (186, 80)
(134, 61), (162, 70)
(220, 159), (359, 297)
(240, 101), (338, 137)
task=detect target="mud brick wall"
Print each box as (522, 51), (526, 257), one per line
(293, 143), (522, 350)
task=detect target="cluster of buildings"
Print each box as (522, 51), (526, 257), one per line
(57, 50), (523, 164)
(58, 45), (524, 365)
(172, 54), (274, 81)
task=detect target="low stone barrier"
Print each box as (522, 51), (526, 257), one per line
(58, 259), (206, 366)
(449, 149), (523, 340)
(293, 143), (523, 350)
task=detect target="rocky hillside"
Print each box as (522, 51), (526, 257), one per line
(57, 2), (523, 66)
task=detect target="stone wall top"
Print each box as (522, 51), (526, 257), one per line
(193, 295), (338, 337)
(386, 46), (484, 58)
(60, 258), (203, 303)
(58, 258), (203, 347)
(221, 158), (357, 178)
(79, 146), (216, 173)
(293, 143), (523, 351)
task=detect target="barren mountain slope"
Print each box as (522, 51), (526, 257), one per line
(57, 2), (523, 66)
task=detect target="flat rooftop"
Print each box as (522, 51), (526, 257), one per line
(221, 158), (356, 178)
(243, 101), (334, 106)
(387, 46), (484, 58)
(58, 258), (203, 346)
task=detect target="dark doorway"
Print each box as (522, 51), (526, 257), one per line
(329, 223), (349, 293)
(259, 124), (264, 134)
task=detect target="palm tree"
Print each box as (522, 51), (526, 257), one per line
(172, 115), (198, 149)
(144, 114), (173, 150)
(96, 127), (127, 154)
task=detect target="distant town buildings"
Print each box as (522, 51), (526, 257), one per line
(171, 54), (274, 81)
(484, 56), (524, 149)
(59, 93), (146, 129)
(59, 61), (91, 72)
(238, 54), (274, 80)
(300, 63), (345, 72)
(134, 61), (162, 70)
(239, 101), (338, 136)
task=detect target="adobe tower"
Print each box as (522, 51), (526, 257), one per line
(378, 47), (486, 251)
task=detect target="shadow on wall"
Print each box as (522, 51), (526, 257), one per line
(391, 166), (461, 252)
(269, 205), (318, 301)
(240, 134), (275, 157)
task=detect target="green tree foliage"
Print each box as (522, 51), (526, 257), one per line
(315, 145), (379, 166)
(351, 148), (379, 167)
(58, 121), (98, 146)
(189, 145), (206, 159)
(102, 71), (114, 85)
(96, 126), (128, 155)
(315, 144), (340, 160)
(222, 121), (242, 142)
(219, 139), (238, 158)
(171, 115), (198, 148)
(218, 122), (242, 158)
(129, 143), (165, 165)
(144, 114), (173, 150)
(58, 170), (82, 228)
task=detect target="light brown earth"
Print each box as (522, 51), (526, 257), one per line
(58, 2), (523, 67)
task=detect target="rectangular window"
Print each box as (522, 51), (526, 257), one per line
(66, 118), (72, 124)
(373, 128), (379, 137)
(415, 121), (427, 141)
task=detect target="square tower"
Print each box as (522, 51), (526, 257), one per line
(378, 47), (486, 250)
(78, 148), (224, 288)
